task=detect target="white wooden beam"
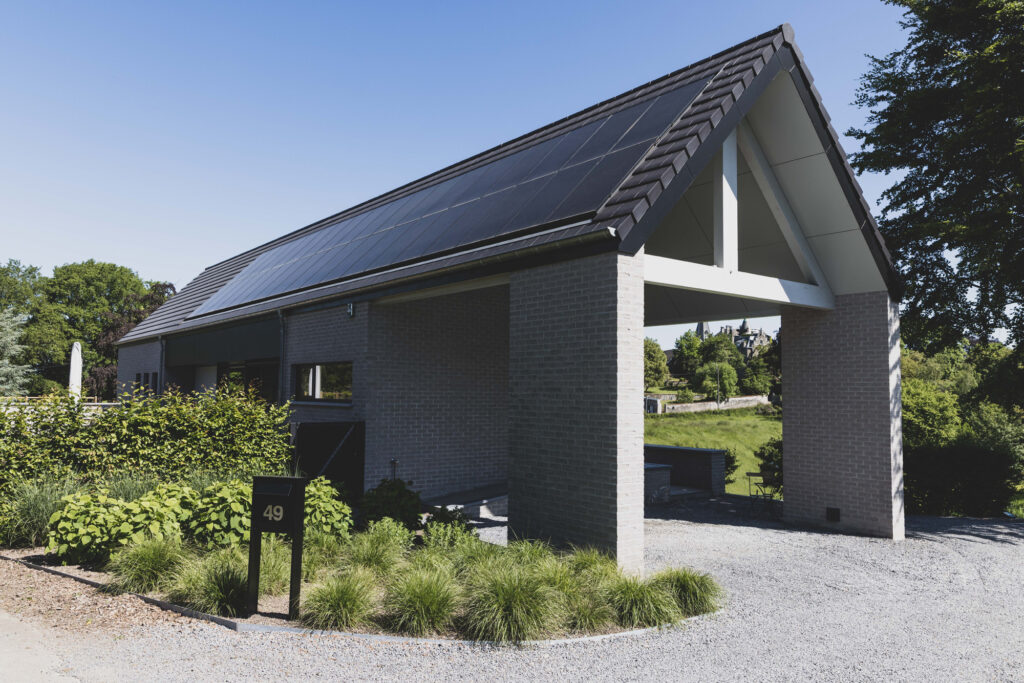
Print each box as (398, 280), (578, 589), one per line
(644, 254), (834, 309)
(736, 120), (829, 289)
(713, 130), (738, 272)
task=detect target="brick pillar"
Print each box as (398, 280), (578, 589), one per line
(508, 250), (645, 571)
(782, 291), (904, 539)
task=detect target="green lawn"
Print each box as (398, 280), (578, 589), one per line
(1010, 494), (1024, 519)
(644, 408), (781, 495)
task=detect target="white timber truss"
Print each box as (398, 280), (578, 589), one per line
(643, 120), (834, 310)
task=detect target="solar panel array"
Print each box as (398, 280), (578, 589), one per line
(191, 77), (709, 317)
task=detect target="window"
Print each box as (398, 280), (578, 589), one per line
(294, 362), (353, 403)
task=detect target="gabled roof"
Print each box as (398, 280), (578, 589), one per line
(121, 24), (898, 345)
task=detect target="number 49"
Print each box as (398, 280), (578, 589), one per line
(263, 504), (284, 522)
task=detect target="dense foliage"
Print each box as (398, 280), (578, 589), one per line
(360, 478), (422, 530)
(643, 337), (670, 390)
(694, 362), (738, 402)
(46, 490), (131, 564)
(847, 0), (1024, 350)
(0, 309), (30, 395)
(753, 437), (783, 490)
(0, 387), (292, 494)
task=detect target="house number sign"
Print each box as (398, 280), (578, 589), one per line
(247, 476), (307, 619)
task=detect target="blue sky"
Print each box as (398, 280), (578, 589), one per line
(0, 1), (908, 346)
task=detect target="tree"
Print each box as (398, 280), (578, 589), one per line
(902, 377), (961, 451)
(19, 261), (173, 399)
(0, 309), (31, 395)
(643, 337), (669, 390)
(670, 331), (702, 381)
(758, 336), (782, 396)
(695, 362), (738, 403)
(0, 259), (41, 314)
(699, 333), (745, 374)
(847, 1), (1024, 350)
(740, 356), (772, 396)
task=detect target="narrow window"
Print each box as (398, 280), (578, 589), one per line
(293, 362), (353, 402)
(150, 372), (159, 392)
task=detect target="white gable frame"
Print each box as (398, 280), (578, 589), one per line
(643, 118), (835, 311)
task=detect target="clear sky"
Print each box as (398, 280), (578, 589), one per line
(0, 1), (908, 346)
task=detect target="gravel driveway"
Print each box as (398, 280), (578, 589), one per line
(6, 500), (1023, 682)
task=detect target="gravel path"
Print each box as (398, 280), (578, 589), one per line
(5, 501), (1023, 682)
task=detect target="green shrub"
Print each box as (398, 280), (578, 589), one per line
(754, 437), (783, 490)
(303, 477), (352, 540)
(302, 568), (378, 630)
(0, 395), (82, 492)
(422, 521), (477, 551)
(302, 530), (347, 582)
(675, 388), (695, 403)
(506, 538), (555, 565)
(46, 490), (130, 564)
(652, 567), (722, 617)
(565, 546), (619, 581)
(360, 479), (421, 530)
(462, 562), (559, 643)
(905, 436), (1016, 516)
(107, 536), (190, 594)
(607, 575), (681, 628)
(165, 546), (248, 617)
(902, 378), (961, 452)
(425, 505), (470, 527)
(385, 566), (459, 636)
(347, 518), (413, 576)
(188, 480), (252, 549)
(146, 483), (201, 525)
(102, 472), (161, 502)
(257, 535), (291, 596)
(2, 475), (82, 547)
(121, 492), (187, 545)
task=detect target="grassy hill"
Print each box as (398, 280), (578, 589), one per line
(644, 408), (782, 496)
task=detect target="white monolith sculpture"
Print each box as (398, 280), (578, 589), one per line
(68, 342), (82, 400)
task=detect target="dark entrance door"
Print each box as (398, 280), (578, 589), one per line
(293, 422), (365, 502)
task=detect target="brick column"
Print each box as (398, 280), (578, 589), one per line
(508, 250), (645, 571)
(782, 291), (904, 539)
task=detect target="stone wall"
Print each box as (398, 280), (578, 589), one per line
(363, 286), (509, 499)
(508, 250), (645, 571)
(782, 290), (904, 538)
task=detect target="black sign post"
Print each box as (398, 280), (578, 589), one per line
(247, 476), (306, 620)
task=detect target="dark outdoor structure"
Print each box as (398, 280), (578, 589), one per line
(118, 25), (904, 570)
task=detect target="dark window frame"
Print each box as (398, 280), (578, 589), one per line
(293, 361), (353, 404)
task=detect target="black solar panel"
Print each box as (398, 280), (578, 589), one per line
(191, 77), (709, 317)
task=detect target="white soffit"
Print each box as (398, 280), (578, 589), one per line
(745, 71), (886, 294)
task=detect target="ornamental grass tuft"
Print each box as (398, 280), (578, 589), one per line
(165, 546), (248, 617)
(652, 567), (722, 617)
(346, 518), (413, 576)
(302, 568), (378, 630)
(2, 475), (82, 548)
(257, 535), (291, 596)
(385, 566), (460, 636)
(462, 561), (559, 643)
(107, 535), (190, 594)
(607, 574), (681, 628)
(302, 530), (347, 581)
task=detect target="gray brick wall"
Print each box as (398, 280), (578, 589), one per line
(363, 286), (509, 499)
(508, 250), (645, 571)
(782, 290), (904, 539)
(283, 304), (368, 424)
(116, 341), (162, 396)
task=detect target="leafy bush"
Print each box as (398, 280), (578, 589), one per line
(904, 436), (1016, 516)
(107, 536), (190, 594)
(46, 490), (130, 564)
(188, 480), (252, 549)
(425, 505), (470, 528)
(652, 567), (721, 617)
(347, 518), (413, 575)
(695, 362), (738, 402)
(360, 479), (421, 530)
(674, 388), (695, 403)
(121, 491), (188, 545)
(303, 477), (352, 540)
(422, 521), (478, 551)
(165, 546), (248, 617)
(0, 388), (290, 493)
(644, 337), (670, 390)
(607, 575), (681, 628)
(902, 378), (961, 451)
(385, 566), (460, 636)
(302, 568), (378, 630)
(723, 448), (740, 486)
(462, 562), (559, 643)
(2, 475), (82, 547)
(754, 437), (783, 491)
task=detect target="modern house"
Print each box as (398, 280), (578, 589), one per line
(118, 25), (904, 570)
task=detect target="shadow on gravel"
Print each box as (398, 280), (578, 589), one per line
(906, 515), (1024, 545)
(646, 496), (795, 533)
